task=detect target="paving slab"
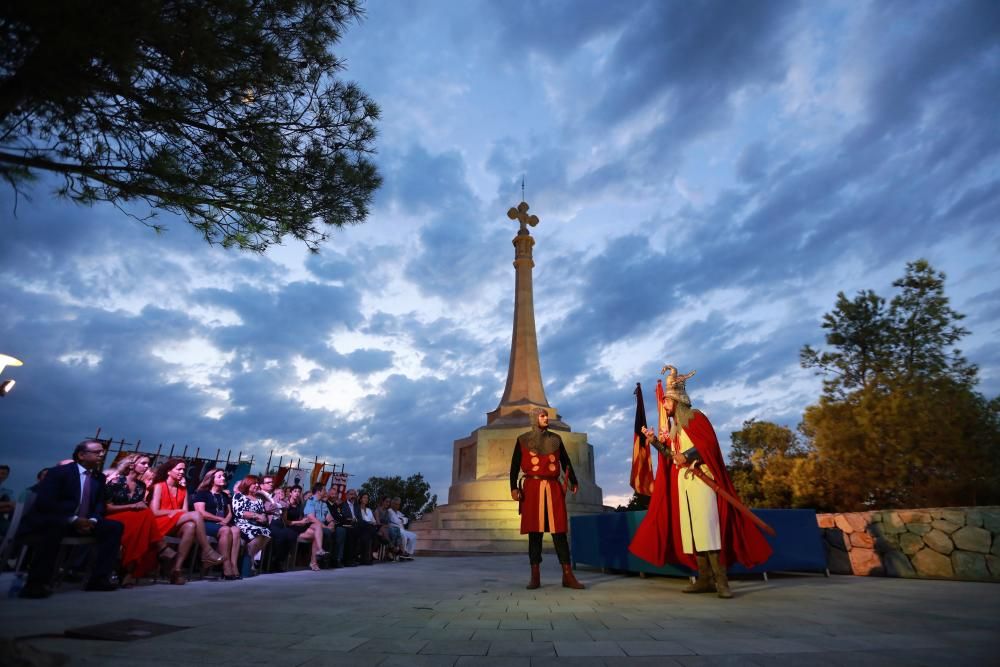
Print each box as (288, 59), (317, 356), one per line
(1, 555), (998, 665)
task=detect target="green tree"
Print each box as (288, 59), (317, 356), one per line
(360, 473), (437, 517)
(888, 259), (976, 385)
(728, 419), (808, 508)
(614, 492), (650, 512)
(1, 0), (381, 252)
(800, 289), (891, 398)
(799, 259), (999, 510)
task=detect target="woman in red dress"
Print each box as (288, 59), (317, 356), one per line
(148, 458), (224, 584)
(104, 454), (173, 585)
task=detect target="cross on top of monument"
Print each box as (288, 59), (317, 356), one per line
(507, 201), (539, 235)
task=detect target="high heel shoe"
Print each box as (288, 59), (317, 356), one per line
(310, 562), (320, 571)
(201, 548), (225, 565)
(169, 570), (186, 585)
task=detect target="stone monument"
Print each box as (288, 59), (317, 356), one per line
(411, 201), (604, 553)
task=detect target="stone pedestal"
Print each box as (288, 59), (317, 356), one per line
(411, 422), (605, 553)
(409, 201), (605, 553)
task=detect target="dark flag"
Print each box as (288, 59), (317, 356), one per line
(630, 382), (655, 496)
(272, 466), (290, 487)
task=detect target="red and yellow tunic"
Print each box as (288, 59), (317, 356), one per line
(510, 431), (577, 535)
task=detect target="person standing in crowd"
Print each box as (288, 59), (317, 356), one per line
(510, 407), (584, 589)
(16, 441), (123, 598)
(192, 469), (242, 580)
(630, 366), (772, 599)
(104, 454), (173, 586)
(148, 459), (224, 585)
(231, 475), (271, 573)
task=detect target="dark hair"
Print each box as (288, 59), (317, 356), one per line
(289, 484), (302, 492)
(72, 440), (103, 462)
(312, 483), (324, 492)
(0, 464), (9, 472)
(36, 468), (48, 480)
(358, 491), (370, 506)
(151, 458), (185, 485)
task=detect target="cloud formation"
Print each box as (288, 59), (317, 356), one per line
(2, 1), (998, 506)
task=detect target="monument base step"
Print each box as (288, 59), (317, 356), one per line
(410, 500), (607, 554)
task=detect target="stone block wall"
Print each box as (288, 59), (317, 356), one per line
(816, 507), (1000, 581)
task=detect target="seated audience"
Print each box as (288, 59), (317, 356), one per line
(18, 468), (48, 504)
(340, 488), (373, 566)
(375, 496), (403, 560)
(259, 476), (286, 524)
(327, 491), (358, 567)
(104, 454), (173, 586)
(231, 475), (271, 572)
(0, 464), (15, 537)
(356, 491), (377, 565)
(304, 487), (341, 560)
(148, 458), (224, 585)
(192, 469), (242, 580)
(16, 441), (123, 598)
(388, 497), (417, 558)
(283, 485), (326, 571)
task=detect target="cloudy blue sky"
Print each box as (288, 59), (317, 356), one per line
(2, 0), (999, 507)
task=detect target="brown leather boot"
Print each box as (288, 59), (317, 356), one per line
(526, 564), (540, 590)
(681, 554), (715, 593)
(561, 564), (585, 589)
(706, 551), (732, 599)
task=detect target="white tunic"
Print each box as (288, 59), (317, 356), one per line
(674, 428), (721, 553)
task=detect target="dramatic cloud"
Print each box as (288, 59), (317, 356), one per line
(2, 1), (998, 509)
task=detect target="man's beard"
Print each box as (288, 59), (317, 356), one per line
(668, 403), (693, 438)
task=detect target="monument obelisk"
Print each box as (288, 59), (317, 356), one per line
(411, 201), (604, 553)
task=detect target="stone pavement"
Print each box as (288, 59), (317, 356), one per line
(1, 555), (998, 666)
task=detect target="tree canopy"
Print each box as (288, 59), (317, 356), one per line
(1, 0), (381, 252)
(359, 473), (437, 517)
(728, 419), (808, 509)
(795, 259), (998, 510)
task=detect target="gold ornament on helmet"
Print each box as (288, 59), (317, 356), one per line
(660, 364), (695, 406)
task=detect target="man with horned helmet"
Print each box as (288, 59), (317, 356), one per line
(510, 407), (585, 590)
(629, 366), (771, 598)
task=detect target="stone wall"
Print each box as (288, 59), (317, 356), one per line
(817, 507), (1000, 581)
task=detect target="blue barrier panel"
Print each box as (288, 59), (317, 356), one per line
(570, 509), (827, 576)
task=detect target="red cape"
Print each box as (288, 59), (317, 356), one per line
(628, 411), (772, 569)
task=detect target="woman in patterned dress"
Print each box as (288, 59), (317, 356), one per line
(231, 475), (271, 570)
(192, 468), (242, 580)
(104, 454), (172, 584)
(148, 458), (224, 584)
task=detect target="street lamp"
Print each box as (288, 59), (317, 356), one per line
(0, 354), (23, 397)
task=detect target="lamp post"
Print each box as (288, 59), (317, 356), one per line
(0, 354), (23, 397)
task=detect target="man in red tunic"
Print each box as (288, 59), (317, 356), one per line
(629, 366), (772, 598)
(510, 407), (585, 590)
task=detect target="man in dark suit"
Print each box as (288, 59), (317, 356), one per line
(17, 440), (124, 598)
(332, 489), (371, 566)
